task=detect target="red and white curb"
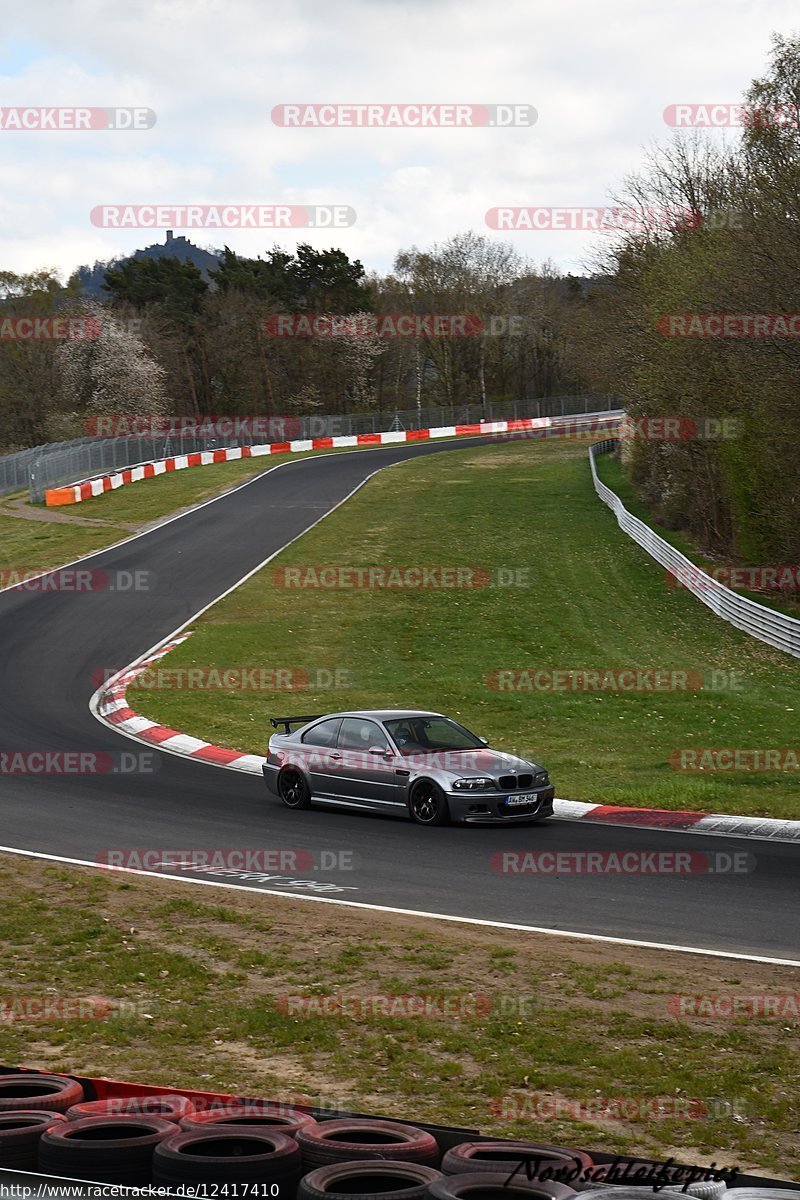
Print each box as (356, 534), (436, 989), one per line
(46, 413), (623, 506)
(94, 640), (800, 843)
(552, 799), (800, 841)
(95, 634), (266, 773)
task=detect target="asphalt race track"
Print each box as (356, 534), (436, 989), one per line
(1, 441), (798, 961)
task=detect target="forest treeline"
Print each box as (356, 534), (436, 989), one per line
(0, 34), (797, 560)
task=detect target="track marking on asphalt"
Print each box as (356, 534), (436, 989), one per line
(0, 844), (798, 967)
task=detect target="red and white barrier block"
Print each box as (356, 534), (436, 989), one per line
(46, 418), (562, 506)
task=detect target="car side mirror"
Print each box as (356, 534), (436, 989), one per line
(369, 746), (393, 757)
(479, 737), (489, 745)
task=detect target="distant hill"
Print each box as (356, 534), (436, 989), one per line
(73, 231), (222, 298)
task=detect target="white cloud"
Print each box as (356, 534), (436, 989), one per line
(0, 0), (796, 278)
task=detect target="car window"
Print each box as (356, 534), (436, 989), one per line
(384, 716), (483, 753)
(338, 717), (390, 752)
(300, 717), (342, 747)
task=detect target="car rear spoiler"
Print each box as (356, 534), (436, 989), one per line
(269, 714), (325, 735)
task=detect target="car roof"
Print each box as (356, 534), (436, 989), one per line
(315, 710), (445, 721)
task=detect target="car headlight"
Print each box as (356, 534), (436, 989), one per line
(452, 777), (496, 790)
(535, 772), (549, 786)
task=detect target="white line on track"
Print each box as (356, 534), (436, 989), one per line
(0, 844), (797, 967)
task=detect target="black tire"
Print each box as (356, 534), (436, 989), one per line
(442, 1142), (593, 1187)
(296, 1119), (439, 1170)
(429, 1172), (579, 1200)
(0, 1111), (66, 1171)
(299, 1159), (442, 1200)
(180, 1104), (317, 1139)
(38, 1116), (176, 1184)
(0, 1075), (84, 1114)
(66, 1095), (196, 1122)
(278, 766), (312, 810)
(152, 1128), (303, 1185)
(408, 780), (449, 827)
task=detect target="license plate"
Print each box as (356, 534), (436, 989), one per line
(505, 793), (537, 807)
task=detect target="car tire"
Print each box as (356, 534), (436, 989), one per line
(428, 1172), (579, 1200)
(442, 1141), (593, 1185)
(295, 1118), (440, 1170)
(0, 1111), (67, 1171)
(0, 1075), (84, 1114)
(152, 1128), (303, 1185)
(179, 1104), (317, 1139)
(408, 780), (449, 827)
(298, 1160), (442, 1200)
(278, 766), (312, 810)
(37, 1116), (176, 1184)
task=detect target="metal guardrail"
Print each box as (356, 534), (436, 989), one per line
(1, 394), (618, 503)
(590, 439), (800, 660)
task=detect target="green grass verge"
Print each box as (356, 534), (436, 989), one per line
(0, 853), (796, 1175)
(135, 438), (800, 817)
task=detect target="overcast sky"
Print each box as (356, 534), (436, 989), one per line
(1, 0), (797, 281)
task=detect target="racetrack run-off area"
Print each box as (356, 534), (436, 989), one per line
(0, 436), (798, 963)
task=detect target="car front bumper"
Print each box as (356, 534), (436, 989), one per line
(446, 786), (556, 824)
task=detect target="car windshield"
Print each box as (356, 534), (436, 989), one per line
(384, 716), (484, 755)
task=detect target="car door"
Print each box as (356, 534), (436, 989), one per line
(333, 717), (407, 809)
(294, 717), (342, 798)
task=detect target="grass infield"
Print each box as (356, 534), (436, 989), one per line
(134, 438), (800, 817)
(0, 852), (797, 1176)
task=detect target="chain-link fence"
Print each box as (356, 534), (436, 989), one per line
(1, 395), (618, 503)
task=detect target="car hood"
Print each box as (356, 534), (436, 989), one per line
(404, 748), (545, 775)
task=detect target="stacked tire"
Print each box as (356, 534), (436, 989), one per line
(0, 1073), (83, 1113)
(299, 1161), (444, 1200)
(38, 1116), (176, 1185)
(441, 1141), (593, 1187)
(180, 1103), (318, 1139)
(152, 1127), (304, 1188)
(429, 1175), (579, 1200)
(295, 1118), (440, 1172)
(0, 1111), (67, 1171)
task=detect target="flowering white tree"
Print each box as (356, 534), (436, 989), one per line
(331, 312), (387, 408)
(57, 300), (169, 417)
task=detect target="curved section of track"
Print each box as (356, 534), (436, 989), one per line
(0, 441), (797, 960)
